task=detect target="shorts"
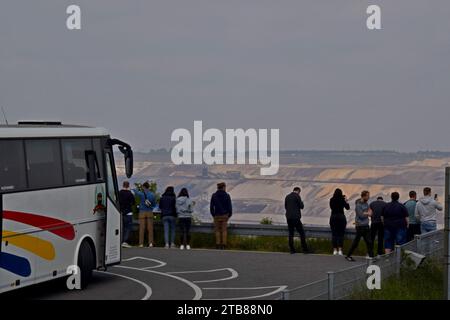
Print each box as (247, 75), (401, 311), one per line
(384, 227), (407, 250)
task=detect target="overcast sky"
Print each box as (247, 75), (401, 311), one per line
(1, 0), (449, 152)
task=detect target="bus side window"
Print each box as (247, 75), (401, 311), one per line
(92, 138), (104, 181)
(62, 139), (92, 185)
(85, 150), (101, 183)
(25, 139), (63, 189)
(0, 140), (27, 192)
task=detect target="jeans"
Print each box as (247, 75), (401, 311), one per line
(407, 223), (421, 242)
(287, 218), (308, 252)
(163, 216), (177, 245)
(122, 214), (133, 243)
(330, 214), (347, 248)
(347, 226), (373, 258)
(179, 218), (192, 246)
(370, 222), (384, 256)
(214, 215), (229, 246)
(384, 227), (407, 250)
(421, 221), (437, 234)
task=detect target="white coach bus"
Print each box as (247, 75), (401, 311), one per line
(0, 121), (133, 293)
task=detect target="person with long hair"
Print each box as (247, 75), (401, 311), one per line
(176, 188), (194, 250)
(159, 186), (177, 248)
(329, 188), (350, 255)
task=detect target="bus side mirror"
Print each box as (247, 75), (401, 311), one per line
(125, 154), (133, 178)
(119, 146), (133, 178)
(108, 138), (134, 178)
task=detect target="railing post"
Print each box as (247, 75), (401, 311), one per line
(327, 271), (335, 300)
(281, 289), (290, 300)
(415, 234), (423, 254)
(395, 245), (402, 275)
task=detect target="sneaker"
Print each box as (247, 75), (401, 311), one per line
(165, 244), (170, 249)
(180, 245), (185, 250)
(148, 243), (154, 248)
(186, 245), (191, 250)
(345, 256), (356, 262)
(122, 242), (132, 248)
(333, 250), (338, 256)
(139, 244), (144, 248)
(338, 250), (343, 256)
(170, 243), (176, 249)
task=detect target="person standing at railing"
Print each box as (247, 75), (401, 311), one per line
(345, 191), (374, 262)
(176, 188), (194, 250)
(134, 182), (156, 248)
(210, 182), (233, 250)
(119, 181), (135, 248)
(405, 191), (420, 241)
(285, 187), (311, 254)
(160, 186), (178, 249)
(329, 188), (350, 256)
(369, 196), (387, 257)
(414, 187), (443, 234)
(381, 192), (409, 254)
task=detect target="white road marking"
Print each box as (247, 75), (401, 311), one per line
(202, 285), (288, 300)
(96, 271), (153, 300)
(114, 265), (203, 300)
(121, 256), (167, 269)
(167, 268), (239, 283)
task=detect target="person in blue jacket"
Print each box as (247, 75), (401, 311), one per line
(134, 182), (156, 248)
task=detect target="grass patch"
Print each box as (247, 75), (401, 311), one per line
(128, 227), (371, 256)
(349, 259), (444, 300)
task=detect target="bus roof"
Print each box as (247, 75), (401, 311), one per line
(0, 124), (109, 138)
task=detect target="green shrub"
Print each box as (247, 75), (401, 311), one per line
(260, 217), (273, 225)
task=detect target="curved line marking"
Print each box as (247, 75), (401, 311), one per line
(121, 256), (167, 269)
(4, 211), (75, 240)
(114, 265), (202, 300)
(2, 231), (55, 260)
(168, 268), (239, 283)
(202, 285), (288, 300)
(97, 270), (152, 300)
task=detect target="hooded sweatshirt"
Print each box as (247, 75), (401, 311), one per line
(176, 196), (194, 219)
(414, 196), (443, 223)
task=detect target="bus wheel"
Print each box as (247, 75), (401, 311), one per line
(77, 240), (95, 289)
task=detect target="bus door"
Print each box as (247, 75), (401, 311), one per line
(104, 149), (121, 265)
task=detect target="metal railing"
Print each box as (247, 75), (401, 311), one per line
(132, 220), (357, 239)
(280, 229), (444, 300)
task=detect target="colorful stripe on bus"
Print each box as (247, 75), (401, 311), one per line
(0, 211), (75, 277)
